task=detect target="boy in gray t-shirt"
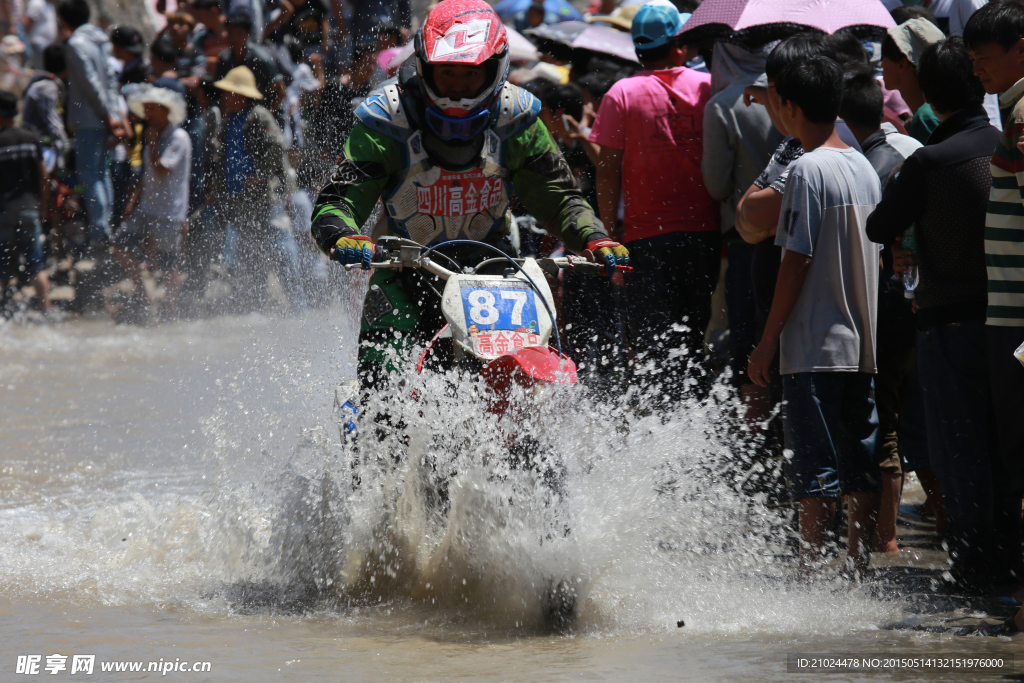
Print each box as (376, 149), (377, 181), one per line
(746, 56), (883, 578)
(776, 146), (881, 374)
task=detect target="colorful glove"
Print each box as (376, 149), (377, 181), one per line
(585, 239), (630, 269)
(332, 235), (374, 269)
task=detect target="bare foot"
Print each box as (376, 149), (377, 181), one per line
(872, 539), (900, 555)
(1011, 585), (1024, 604)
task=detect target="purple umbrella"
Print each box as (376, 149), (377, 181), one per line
(571, 24), (639, 63)
(679, 0), (897, 48)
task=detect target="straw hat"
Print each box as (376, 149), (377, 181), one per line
(586, 2), (641, 31)
(126, 84), (187, 125)
(214, 66), (264, 100)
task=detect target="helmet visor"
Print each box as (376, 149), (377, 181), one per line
(424, 106), (491, 141)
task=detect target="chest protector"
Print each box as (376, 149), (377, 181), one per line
(355, 82), (540, 247)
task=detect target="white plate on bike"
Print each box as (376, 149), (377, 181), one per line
(440, 259), (554, 361)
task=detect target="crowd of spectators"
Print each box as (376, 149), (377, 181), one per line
(511, 0), (1024, 632)
(0, 0), (413, 320)
(0, 0), (1022, 630)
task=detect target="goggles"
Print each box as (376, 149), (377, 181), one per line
(424, 106), (492, 141)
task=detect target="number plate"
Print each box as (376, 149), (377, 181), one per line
(460, 280), (540, 333)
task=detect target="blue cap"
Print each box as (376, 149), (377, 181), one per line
(631, 0), (689, 51)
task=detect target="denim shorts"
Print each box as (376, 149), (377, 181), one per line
(0, 208), (46, 277)
(782, 371), (883, 499)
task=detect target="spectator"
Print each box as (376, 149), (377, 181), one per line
(111, 85), (191, 322)
(164, 10), (197, 49)
(0, 89), (51, 315)
(23, 0), (56, 70)
(150, 36), (181, 83)
(59, 0), (124, 252)
(590, 0), (719, 400)
(701, 41), (781, 397)
(964, 0), (1024, 613)
(841, 65), (923, 183)
(866, 36), (1001, 591)
(109, 25), (149, 85)
(746, 56), (883, 576)
(929, 0), (988, 37)
(178, 76), (224, 317)
(210, 66), (306, 312)
(515, 0), (562, 32)
(275, 0), (330, 59)
(349, 0), (409, 48)
(891, 4), (941, 31)
(215, 7), (288, 114)
(734, 36), (841, 455)
(841, 62), (924, 555)
(881, 18), (946, 143)
(189, 0), (228, 69)
(546, 81), (624, 388)
(21, 42), (68, 158)
(160, 13), (209, 215)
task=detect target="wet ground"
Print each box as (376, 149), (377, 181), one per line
(0, 309), (1020, 682)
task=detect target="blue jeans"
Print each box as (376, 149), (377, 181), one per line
(917, 321), (994, 587)
(74, 128), (113, 244)
(782, 371), (882, 499)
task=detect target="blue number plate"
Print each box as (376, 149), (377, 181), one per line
(459, 280), (540, 332)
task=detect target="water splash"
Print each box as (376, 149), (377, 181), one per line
(0, 310), (903, 637)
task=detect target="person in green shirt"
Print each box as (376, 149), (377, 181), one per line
(881, 17), (946, 143)
(311, 0), (626, 392)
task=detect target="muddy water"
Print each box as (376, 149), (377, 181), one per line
(0, 309), (1019, 682)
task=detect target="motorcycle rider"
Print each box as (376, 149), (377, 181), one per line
(311, 0), (628, 392)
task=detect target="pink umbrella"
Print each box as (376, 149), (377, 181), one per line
(679, 0), (897, 47)
(571, 24), (639, 63)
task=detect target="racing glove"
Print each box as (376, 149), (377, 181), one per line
(331, 235), (374, 269)
(585, 239), (630, 269)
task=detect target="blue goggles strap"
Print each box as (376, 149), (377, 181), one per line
(425, 106), (492, 141)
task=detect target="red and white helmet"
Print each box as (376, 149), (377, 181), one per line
(414, 0), (510, 138)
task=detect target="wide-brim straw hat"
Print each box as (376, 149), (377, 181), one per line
(214, 66), (264, 100)
(126, 84), (187, 125)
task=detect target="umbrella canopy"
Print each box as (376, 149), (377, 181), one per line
(571, 24), (639, 63)
(492, 0), (583, 22)
(679, 0), (897, 48)
(387, 26), (541, 72)
(523, 20), (589, 62)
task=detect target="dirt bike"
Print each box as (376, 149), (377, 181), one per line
(331, 236), (629, 628)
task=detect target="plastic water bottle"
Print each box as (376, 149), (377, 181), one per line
(902, 227), (919, 299)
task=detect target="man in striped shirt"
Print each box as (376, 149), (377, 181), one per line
(965, 0), (1024, 622)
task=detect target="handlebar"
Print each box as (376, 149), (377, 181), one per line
(340, 237), (632, 279)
